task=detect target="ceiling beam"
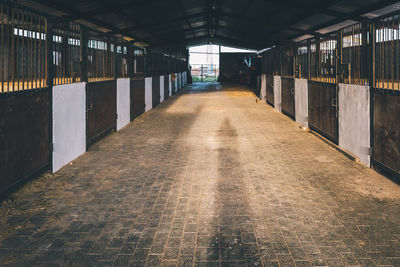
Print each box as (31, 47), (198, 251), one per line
(111, 11), (207, 34)
(175, 0), (196, 38)
(289, 0), (400, 41)
(64, 0), (165, 20)
(30, 0), (147, 43)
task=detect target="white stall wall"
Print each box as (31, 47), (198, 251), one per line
(52, 83), (86, 173)
(145, 77), (152, 112)
(295, 78), (308, 128)
(169, 75), (172, 96)
(260, 74), (267, 101)
(160, 76), (165, 102)
(117, 78), (130, 131)
(339, 84), (370, 166)
(273, 76), (282, 112)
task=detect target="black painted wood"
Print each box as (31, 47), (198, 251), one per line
(87, 80), (117, 146)
(130, 79), (145, 120)
(281, 77), (295, 120)
(266, 75), (274, 107)
(373, 91), (400, 177)
(308, 80), (338, 144)
(0, 89), (50, 194)
(152, 76), (160, 108)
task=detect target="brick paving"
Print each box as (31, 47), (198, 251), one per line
(1, 82), (400, 267)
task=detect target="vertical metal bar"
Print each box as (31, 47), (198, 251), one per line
(39, 15), (43, 88)
(369, 21), (376, 167)
(80, 26), (88, 82)
(46, 15), (54, 172)
(46, 16), (53, 89)
(16, 8), (20, 90)
(29, 12), (32, 89)
(21, 9), (25, 90)
(1, 3), (4, 92)
(337, 29), (342, 84)
(11, 7), (14, 91)
(315, 37), (320, 80)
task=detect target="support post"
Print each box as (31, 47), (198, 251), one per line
(46, 16), (54, 171)
(80, 26), (88, 83)
(369, 21), (376, 167)
(307, 39), (311, 80)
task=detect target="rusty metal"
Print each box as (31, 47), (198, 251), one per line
(341, 23), (368, 85)
(296, 40), (308, 78)
(0, 2), (47, 92)
(53, 19), (81, 85)
(87, 30), (115, 82)
(375, 12), (400, 90)
(310, 33), (337, 84)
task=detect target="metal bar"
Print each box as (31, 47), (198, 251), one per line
(369, 21), (376, 167)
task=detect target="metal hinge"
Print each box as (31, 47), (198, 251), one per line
(369, 147), (373, 156)
(50, 143), (54, 152)
(116, 114), (118, 120)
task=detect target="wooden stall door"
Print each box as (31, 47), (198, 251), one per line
(87, 80), (117, 146)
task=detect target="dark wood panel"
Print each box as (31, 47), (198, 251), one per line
(0, 89), (50, 194)
(308, 81), (338, 144)
(373, 91), (400, 176)
(255, 76), (261, 97)
(131, 79), (145, 120)
(281, 77), (295, 120)
(87, 80), (117, 146)
(164, 75), (169, 100)
(266, 75), (274, 107)
(152, 76), (160, 108)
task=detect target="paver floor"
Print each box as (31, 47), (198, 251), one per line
(1, 83), (400, 267)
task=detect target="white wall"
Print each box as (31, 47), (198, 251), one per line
(52, 83), (86, 173)
(169, 75), (172, 96)
(117, 78), (130, 131)
(145, 77), (152, 112)
(260, 74), (267, 101)
(339, 84), (370, 167)
(273, 76), (282, 112)
(295, 78), (308, 128)
(160, 76), (164, 103)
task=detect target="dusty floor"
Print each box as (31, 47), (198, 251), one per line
(1, 82), (400, 267)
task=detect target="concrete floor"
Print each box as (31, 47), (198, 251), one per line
(1, 83), (400, 267)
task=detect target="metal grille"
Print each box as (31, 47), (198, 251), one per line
(341, 23), (368, 85)
(87, 30), (115, 82)
(281, 45), (294, 77)
(0, 2), (47, 92)
(310, 33), (337, 83)
(132, 48), (145, 76)
(53, 20), (81, 85)
(375, 13), (400, 90)
(263, 49), (280, 75)
(295, 40), (308, 78)
(116, 41), (128, 78)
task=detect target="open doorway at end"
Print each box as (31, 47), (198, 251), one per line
(189, 45), (258, 85)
